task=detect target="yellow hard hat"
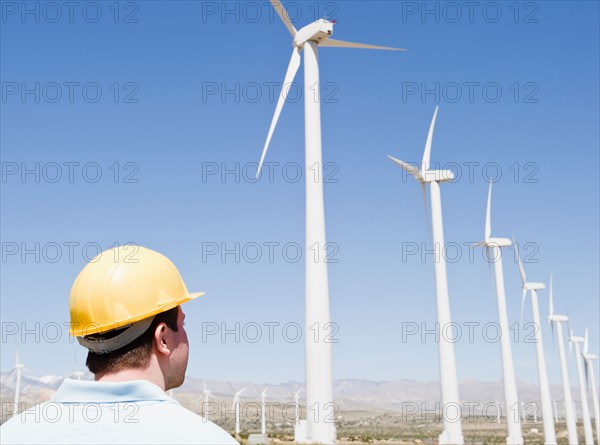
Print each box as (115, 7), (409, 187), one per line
(69, 245), (204, 338)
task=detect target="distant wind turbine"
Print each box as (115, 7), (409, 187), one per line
(582, 330), (600, 444)
(13, 349), (24, 410)
(475, 181), (523, 444)
(515, 244), (556, 444)
(388, 107), (463, 445)
(569, 330), (594, 445)
(229, 384), (247, 435)
(256, 3), (403, 442)
(547, 275), (578, 444)
(256, 386), (269, 436)
(203, 379), (218, 419)
(293, 388), (303, 426)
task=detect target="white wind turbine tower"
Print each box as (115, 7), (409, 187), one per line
(293, 389), (303, 426)
(388, 107), (463, 445)
(254, 386), (269, 436)
(256, 2), (403, 442)
(203, 379), (218, 418)
(569, 330), (595, 444)
(515, 244), (556, 444)
(13, 349), (24, 410)
(229, 384), (247, 436)
(583, 330), (600, 444)
(475, 181), (523, 444)
(547, 275), (578, 444)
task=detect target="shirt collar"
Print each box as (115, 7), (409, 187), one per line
(51, 378), (170, 403)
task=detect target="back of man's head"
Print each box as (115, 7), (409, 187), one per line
(68, 245), (203, 386)
(84, 306), (179, 374)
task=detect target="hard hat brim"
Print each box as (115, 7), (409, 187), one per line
(70, 291), (205, 337)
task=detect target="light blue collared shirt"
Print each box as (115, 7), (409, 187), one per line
(0, 378), (239, 444)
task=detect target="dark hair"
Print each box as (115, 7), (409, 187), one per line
(85, 306), (179, 374)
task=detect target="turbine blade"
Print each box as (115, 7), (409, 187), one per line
(421, 106), (439, 173)
(257, 47), (301, 177)
(387, 155), (419, 177)
(584, 356), (590, 389)
(485, 180), (492, 241)
(319, 38), (405, 51)
(569, 328), (573, 355)
(520, 288), (527, 324)
(549, 273), (554, 317)
(514, 239), (527, 285)
(486, 246), (493, 280)
(270, 0), (296, 36)
(421, 182), (432, 242)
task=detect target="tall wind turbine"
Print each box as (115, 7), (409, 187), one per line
(13, 349), (24, 411)
(515, 244), (556, 444)
(569, 330), (595, 444)
(293, 389), (303, 426)
(475, 181), (523, 444)
(259, 387), (268, 436)
(229, 384), (247, 436)
(256, 2), (403, 442)
(388, 107), (463, 445)
(583, 330), (600, 444)
(547, 275), (578, 444)
(203, 379), (218, 419)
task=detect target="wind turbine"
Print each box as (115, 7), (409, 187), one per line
(569, 330), (595, 444)
(13, 349), (24, 410)
(203, 379), (218, 419)
(256, 2), (403, 443)
(547, 275), (578, 444)
(293, 389), (303, 426)
(583, 330), (600, 444)
(388, 107), (463, 445)
(515, 243), (556, 444)
(255, 386), (269, 436)
(475, 181), (523, 444)
(229, 384), (247, 436)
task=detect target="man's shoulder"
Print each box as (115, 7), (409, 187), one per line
(0, 400), (239, 445)
(137, 400), (239, 444)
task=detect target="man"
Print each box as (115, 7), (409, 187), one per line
(1, 246), (238, 444)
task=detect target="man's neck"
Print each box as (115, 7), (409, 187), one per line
(95, 365), (166, 391)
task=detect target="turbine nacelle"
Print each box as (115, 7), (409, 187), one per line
(548, 314), (569, 323)
(524, 282), (545, 291)
(482, 237), (512, 248)
(294, 19), (333, 47)
(421, 169), (455, 183)
(387, 160), (454, 184)
(570, 335), (585, 344)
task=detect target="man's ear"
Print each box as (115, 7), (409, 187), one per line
(154, 322), (171, 356)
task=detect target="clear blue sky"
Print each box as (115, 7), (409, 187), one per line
(1, 1), (598, 388)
